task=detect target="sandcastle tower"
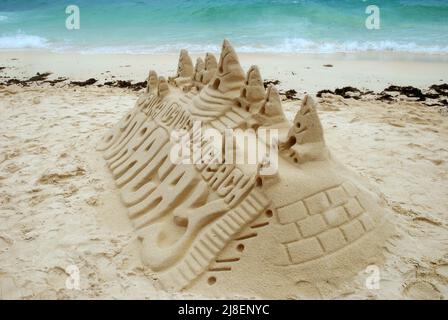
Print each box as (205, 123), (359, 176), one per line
(201, 53), (218, 86)
(168, 49), (194, 89)
(97, 40), (393, 299)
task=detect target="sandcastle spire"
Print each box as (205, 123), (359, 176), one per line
(249, 85), (287, 128)
(244, 66), (265, 103)
(246, 65), (263, 87)
(201, 53), (217, 85)
(146, 70), (158, 93)
(193, 57), (205, 82)
(191, 57), (206, 90)
(176, 49), (194, 78)
(168, 49), (194, 88)
(288, 95), (325, 144)
(210, 39), (245, 93)
(260, 86), (285, 118)
(157, 76), (169, 98)
(280, 95), (327, 164)
(235, 65), (266, 112)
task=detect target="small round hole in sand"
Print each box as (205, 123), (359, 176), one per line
(212, 78), (220, 90)
(294, 158), (298, 163)
(208, 276), (216, 285)
(237, 244), (245, 252)
(266, 209), (273, 218)
(256, 177), (263, 187)
(140, 128), (147, 135)
(285, 136), (296, 149)
(296, 122), (301, 128)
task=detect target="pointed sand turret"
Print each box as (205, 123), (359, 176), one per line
(146, 70), (158, 93)
(201, 53), (218, 85)
(169, 49), (194, 88)
(188, 40), (247, 121)
(209, 39), (245, 94)
(280, 95), (328, 164)
(157, 76), (169, 98)
(235, 65), (266, 112)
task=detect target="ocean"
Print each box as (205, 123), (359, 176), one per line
(0, 0), (447, 54)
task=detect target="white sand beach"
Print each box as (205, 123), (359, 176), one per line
(0, 50), (447, 299)
(1, 50), (447, 93)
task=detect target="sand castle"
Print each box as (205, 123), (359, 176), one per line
(97, 40), (393, 298)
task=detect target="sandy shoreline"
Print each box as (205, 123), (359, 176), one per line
(0, 50), (447, 299)
(1, 50), (448, 94)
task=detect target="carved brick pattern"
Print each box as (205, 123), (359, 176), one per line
(274, 183), (376, 264)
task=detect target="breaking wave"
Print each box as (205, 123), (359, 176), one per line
(0, 33), (49, 49)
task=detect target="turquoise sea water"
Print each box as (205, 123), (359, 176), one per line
(0, 0), (447, 53)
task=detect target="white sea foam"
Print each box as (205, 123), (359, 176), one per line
(75, 43), (221, 55)
(74, 39), (448, 55)
(1, 34), (447, 55)
(236, 38), (448, 54)
(0, 33), (49, 49)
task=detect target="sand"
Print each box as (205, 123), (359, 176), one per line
(1, 50), (448, 93)
(0, 47), (447, 299)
